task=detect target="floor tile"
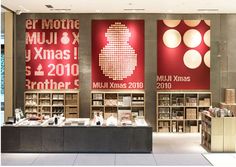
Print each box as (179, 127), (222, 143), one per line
(203, 153), (236, 166)
(32, 153), (77, 166)
(154, 153), (211, 166)
(153, 133), (206, 154)
(1, 153), (39, 166)
(115, 154), (156, 166)
(74, 153), (115, 166)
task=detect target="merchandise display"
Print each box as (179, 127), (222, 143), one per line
(91, 111), (104, 126)
(91, 92), (145, 120)
(201, 110), (236, 152)
(220, 88), (236, 116)
(208, 107), (235, 117)
(118, 110), (132, 126)
(225, 88), (235, 104)
(62, 118), (90, 126)
(3, 114), (148, 128)
(134, 116), (148, 126)
(24, 91), (79, 118)
(157, 92), (211, 132)
(106, 114), (118, 126)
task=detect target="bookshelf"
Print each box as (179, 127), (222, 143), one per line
(157, 92), (211, 133)
(91, 91), (145, 120)
(24, 90), (79, 118)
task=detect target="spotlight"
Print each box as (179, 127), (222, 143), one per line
(15, 10), (22, 15)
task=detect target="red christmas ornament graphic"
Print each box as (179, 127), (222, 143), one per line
(157, 20), (210, 90)
(99, 22), (137, 80)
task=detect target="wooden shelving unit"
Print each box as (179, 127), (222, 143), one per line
(201, 112), (224, 152)
(91, 91), (145, 120)
(201, 112), (236, 152)
(24, 90), (79, 118)
(156, 92), (211, 133)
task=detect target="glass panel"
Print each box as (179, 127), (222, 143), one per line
(0, 8), (5, 125)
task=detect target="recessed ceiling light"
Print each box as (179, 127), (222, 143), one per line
(50, 9), (71, 12)
(123, 8), (145, 11)
(197, 8), (219, 12)
(96, 9), (101, 13)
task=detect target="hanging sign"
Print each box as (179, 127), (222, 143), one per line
(157, 20), (210, 90)
(92, 20), (144, 90)
(25, 19), (79, 90)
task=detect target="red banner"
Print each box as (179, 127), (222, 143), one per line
(25, 19), (79, 90)
(157, 20), (210, 90)
(92, 20), (144, 90)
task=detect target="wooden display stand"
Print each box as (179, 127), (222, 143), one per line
(201, 112), (236, 152)
(91, 91), (145, 119)
(24, 90), (79, 118)
(156, 92), (211, 133)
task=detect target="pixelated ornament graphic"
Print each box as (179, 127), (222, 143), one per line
(99, 22), (137, 80)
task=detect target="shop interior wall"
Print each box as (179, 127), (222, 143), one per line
(14, 13), (233, 130)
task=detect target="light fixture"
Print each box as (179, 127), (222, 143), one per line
(197, 8), (219, 12)
(45, 5), (53, 8)
(50, 9), (71, 12)
(123, 8), (145, 11)
(96, 9), (101, 13)
(15, 10), (22, 15)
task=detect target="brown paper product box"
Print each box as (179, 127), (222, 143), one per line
(185, 126), (190, 133)
(186, 108), (197, 119)
(225, 89), (236, 104)
(159, 127), (170, 132)
(190, 126), (198, 133)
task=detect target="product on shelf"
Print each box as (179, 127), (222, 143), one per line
(208, 107), (234, 117)
(118, 110), (132, 126)
(199, 98), (211, 106)
(63, 118), (90, 126)
(118, 96), (131, 106)
(134, 116), (148, 126)
(225, 88), (235, 104)
(104, 99), (118, 106)
(91, 111), (104, 126)
(106, 114), (118, 126)
(157, 92), (211, 133)
(186, 97), (197, 106)
(93, 93), (103, 100)
(186, 108), (197, 119)
(25, 91), (79, 118)
(91, 92), (145, 119)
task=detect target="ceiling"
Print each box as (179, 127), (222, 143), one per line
(1, 0), (236, 14)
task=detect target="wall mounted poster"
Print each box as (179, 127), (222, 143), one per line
(25, 19), (79, 90)
(157, 20), (210, 90)
(92, 20), (144, 90)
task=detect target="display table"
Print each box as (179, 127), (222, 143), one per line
(1, 126), (152, 153)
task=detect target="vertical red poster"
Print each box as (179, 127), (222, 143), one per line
(92, 20), (144, 90)
(25, 19), (79, 90)
(157, 20), (210, 90)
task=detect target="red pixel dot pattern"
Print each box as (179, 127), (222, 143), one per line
(99, 22), (137, 80)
